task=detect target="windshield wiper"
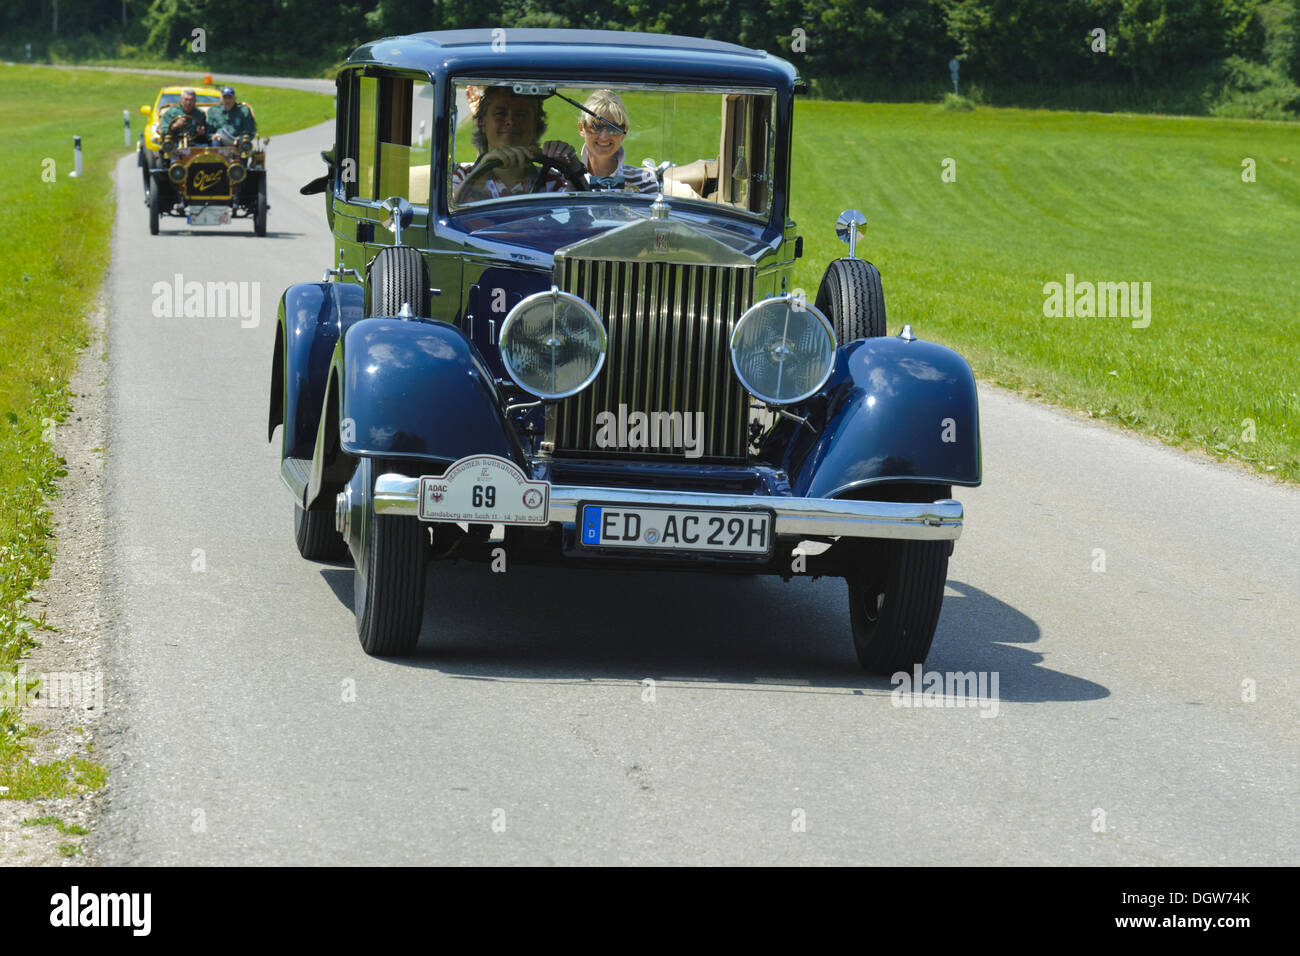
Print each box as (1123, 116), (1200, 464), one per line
(514, 83), (628, 136)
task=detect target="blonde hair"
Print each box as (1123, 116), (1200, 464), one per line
(580, 90), (629, 131)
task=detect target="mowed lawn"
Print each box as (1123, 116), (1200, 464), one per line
(789, 102), (1300, 481)
(0, 64), (332, 794)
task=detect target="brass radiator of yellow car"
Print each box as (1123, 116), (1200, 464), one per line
(553, 258), (755, 462)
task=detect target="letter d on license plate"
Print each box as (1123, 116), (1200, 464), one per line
(419, 454), (549, 525)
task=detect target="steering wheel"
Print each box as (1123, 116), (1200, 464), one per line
(457, 151), (589, 201)
(531, 153), (590, 193)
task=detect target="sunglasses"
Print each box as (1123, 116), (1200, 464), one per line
(582, 119), (624, 136)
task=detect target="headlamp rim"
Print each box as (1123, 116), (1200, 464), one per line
(729, 294), (837, 407)
(498, 287), (607, 401)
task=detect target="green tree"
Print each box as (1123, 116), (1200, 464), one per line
(1114, 0), (1263, 83)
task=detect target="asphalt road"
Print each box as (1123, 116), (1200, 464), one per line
(95, 119), (1300, 865)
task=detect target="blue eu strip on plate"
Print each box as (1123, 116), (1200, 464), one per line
(581, 506), (602, 545)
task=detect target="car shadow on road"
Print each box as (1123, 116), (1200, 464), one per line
(317, 563), (1107, 704)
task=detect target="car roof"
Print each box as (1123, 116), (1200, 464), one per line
(345, 28), (798, 89)
(156, 86), (223, 97)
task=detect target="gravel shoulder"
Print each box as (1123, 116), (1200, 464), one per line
(0, 303), (109, 866)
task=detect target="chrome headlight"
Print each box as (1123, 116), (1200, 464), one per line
(167, 163), (186, 184)
(729, 295), (837, 405)
(499, 288), (606, 400)
(227, 163), (246, 184)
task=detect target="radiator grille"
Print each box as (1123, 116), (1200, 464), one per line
(554, 259), (754, 461)
(185, 161), (230, 199)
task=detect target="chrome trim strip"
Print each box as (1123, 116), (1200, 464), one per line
(372, 473), (963, 541)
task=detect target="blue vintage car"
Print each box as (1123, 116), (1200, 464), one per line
(269, 29), (981, 670)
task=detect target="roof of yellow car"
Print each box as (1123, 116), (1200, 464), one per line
(155, 85), (224, 98)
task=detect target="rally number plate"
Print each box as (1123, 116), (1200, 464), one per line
(419, 455), (550, 525)
(579, 505), (773, 555)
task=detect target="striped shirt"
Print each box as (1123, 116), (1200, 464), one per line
(580, 145), (660, 194)
(452, 161), (566, 201)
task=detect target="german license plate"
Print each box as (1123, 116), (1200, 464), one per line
(579, 505), (772, 554)
(187, 206), (230, 226)
(419, 454), (549, 525)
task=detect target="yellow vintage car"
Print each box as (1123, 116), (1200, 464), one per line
(136, 81), (269, 236)
(135, 83), (223, 195)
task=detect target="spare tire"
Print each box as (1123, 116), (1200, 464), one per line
(815, 258), (886, 343)
(365, 246), (431, 318)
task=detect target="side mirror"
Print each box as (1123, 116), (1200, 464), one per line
(835, 208), (867, 259)
(380, 196), (414, 245)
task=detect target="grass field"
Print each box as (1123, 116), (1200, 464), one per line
(0, 64), (333, 797)
(788, 102), (1300, 481)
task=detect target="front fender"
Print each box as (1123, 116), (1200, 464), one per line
(269, 281), (364, 458)
(780, 335), (982, 498)
(338, 318), (526, 465)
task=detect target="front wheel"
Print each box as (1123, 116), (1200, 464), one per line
(148, 178), (161, 235)
(843, 483), (953, 674)
(253, 176), (267, 236)
(847, 538), (950, 675)
(352, 460), (426, 656)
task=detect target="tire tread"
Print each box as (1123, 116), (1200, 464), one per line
(357, 514), (425, 656)
(294, 503), (347, 560)
(367, 246), (430, 318)
(815, 258), (886, 342)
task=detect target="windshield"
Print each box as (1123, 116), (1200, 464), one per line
(158, 93), (221, 108)
(445, 80), (775, 218)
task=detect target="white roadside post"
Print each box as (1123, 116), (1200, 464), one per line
(123, 109), (131, 146)
(69, 135), (83, 178)
(417, 119), (426, 147)
(949, 58), (960, 96)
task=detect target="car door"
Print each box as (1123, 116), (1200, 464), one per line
(332, 67), (462, 323)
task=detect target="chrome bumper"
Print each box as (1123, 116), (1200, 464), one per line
(372, 473), (963, 541)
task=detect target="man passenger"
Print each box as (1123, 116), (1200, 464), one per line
(207, 86), (257, 146)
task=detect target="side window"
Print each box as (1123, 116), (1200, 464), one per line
(748, 96), (774, 214)
(337, 71), (359, 199)
(353, 73), (434, 206)
(357, 75), (379, 201)
(718, 93), (774, 214)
